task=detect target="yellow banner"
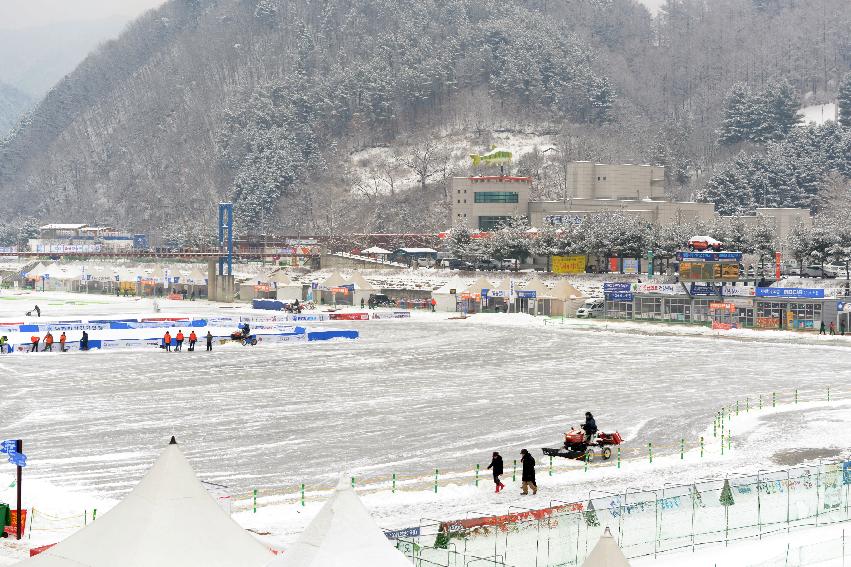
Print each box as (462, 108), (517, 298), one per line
(552, 255), (587, 274)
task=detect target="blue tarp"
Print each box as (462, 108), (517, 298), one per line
(253, 299), (285, 311)
(307, 330), (359, 341)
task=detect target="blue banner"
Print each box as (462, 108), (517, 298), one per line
(603, 282), (632, 292)
(677, 251), (742, 262)
(606, 292), (634, 302)
(385, 527), (421, 540)
(0, 440), (16, 454)
(515, 290), (537, 299)
(690, 284), (718, 296)
(756, 288), (824, 299)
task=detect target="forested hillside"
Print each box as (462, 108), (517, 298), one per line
(0, 0), (849, 242)
(0, 82), (31, 138)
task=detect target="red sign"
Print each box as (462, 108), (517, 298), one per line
(775, 251), (781, 281)
(329, 313), (369, 321)
(4, 509), (27, 537)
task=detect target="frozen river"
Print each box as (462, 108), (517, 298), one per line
(0, 315), (848, 499)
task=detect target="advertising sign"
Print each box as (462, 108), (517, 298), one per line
(680, 261), (740, 281)
(721, 286), (756, 297)
(487, 290), (509, 298)
(677, 251), (742, 262)
(632, 283), (679, 295)
(603, 282), (632, 293)
(606, 292), (634, 302)
(690, 284), (718, 296)
(755, 288), (824, 299)
(384, 527), (421, 540)
(328, 312), (369, 321)
(552, 255), (587, 274)
(515, 290), (537, 299)
(622, 258), (639, 274)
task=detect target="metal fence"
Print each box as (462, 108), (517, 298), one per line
(396, 460), (851, 567)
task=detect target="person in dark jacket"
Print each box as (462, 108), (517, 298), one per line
(206, 331), (213, 351)
(80, 331), (89, 351)
(487, 452), (505, 493)
(583, 412), (598, 445)
(520, 449), (537, 495)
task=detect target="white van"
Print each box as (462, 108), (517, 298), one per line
(576, 298), (605, 318)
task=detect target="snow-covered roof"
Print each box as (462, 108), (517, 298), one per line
(348, 271), (375, 291)
(39, 224), (87, 230)
(18, 438), (273, 567)
(466, 276), (494, 293)
(396, 248), (437, 254)
(322, 272), (347, 289)
(550, 280), (585, 301)
(361, 246), (391, 255)
(581, 527), (631, 567)
(520, 277), (552, 297)
(266, 479), (412, 567)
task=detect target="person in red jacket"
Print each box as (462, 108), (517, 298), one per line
(30, 335), (39, 352)
(43, 332), (54, 352)
(188, 330), (197, 352)
(59, 332), (67, 352)
(163, 331), (172, 352)
(175, 330), (184, 351)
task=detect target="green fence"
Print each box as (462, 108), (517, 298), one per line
(397, 460), (851, 567)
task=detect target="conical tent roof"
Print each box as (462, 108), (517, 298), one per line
(322, 272), (346, 289)
(267, 271), (293, 285)
(17, 438), (273, 567)
(434, 276), (468, 295)
(347, 271), (375, 291)
(267, 480), (411, 567)
(494, 278), (512, 292)
(465, 276), (494, 294)
(550, 279), (584, 301)
(522, 277), (552, 297)
(581, 527), (631, 567)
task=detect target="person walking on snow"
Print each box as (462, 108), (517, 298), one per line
(175, 330), (184, 351)
(205, 331), (213, 351)
(43, 332), (54, 352)
(188, 330), (197, 351)
(487, 452), (505, 493)
(819, 321), (826, 335)
(841, 320), (847, 336)
(829, 321), (836, 335)
(520, 449), (537, 495)
(163, 331), (172, 352)
(80, 331), (89, 351)
(29, 335), (39, 352)
(59, 332), (67, 352)
(33, 305), (41, 317)
(431, 298), (437, 312)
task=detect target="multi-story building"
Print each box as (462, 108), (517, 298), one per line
(29, 224), (146, 252)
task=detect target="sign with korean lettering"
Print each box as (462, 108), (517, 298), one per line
(756, 288), (824, 299)
(552, 255), (587, 274)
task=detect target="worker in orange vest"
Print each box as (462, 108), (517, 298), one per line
(188, 330), (197, 352)
(175, 330), (185, 351)
(430, 297), (437, 312)
(30, 335), (39, 352)
(163, 330), (172, 352)
(59, 332), (67, 352)
(43, 331), (54, 352)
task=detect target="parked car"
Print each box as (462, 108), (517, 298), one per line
(687, 235), (723, 252)
(368, 293), (397, 307)
(475, 258), (502, 271)
(801, 265), (837, 278)
(443, 258), (474, 270)
(576, 298), (605, 318)
(415, 257), (434, 268)
(500, 258), (519, 271)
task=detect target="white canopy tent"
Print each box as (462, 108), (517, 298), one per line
(431, 276), (468, 312)
(16, 438), (273, 567)
(267, 479), (411, 567)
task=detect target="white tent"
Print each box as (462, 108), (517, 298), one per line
(431, 276), (468, 312)
(581, 527), (631, 567)
(322, 272), (346, 289)
(17, 438), (273, 567)
(267, 480), (411, 567)
(361, 246), (391, 255)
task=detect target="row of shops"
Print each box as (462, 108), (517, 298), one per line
(602, 282), (845, 331)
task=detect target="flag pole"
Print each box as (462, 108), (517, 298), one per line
(16, 439), (22, 540)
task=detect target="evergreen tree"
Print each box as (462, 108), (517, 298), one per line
(719, 479), (735, 506)
(839, 72), (851, 129)
(584, 500), (600, 527)
(719, 83), (758, 145)
(758, 80), (801, 141)
(446, 224), (474, 259)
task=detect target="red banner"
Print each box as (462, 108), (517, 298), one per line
(775, 251), (781, 281)
(329, 313), (369, 321)
(4, 509), (27, 538)
(30, 543), (56, 557)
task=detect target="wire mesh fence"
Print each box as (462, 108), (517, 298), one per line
(396, 460), (851, 567)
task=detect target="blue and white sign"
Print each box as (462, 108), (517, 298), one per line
(603, 282), (632, 293)
(0, 440), (26, 467)
(487, 290), (509, 298)
(8, 453), (26, 467)
(690, 283), (718, 296)
(677, 251), (742, 262)
(606, 292), (634, 302)
(515, 290), (537, 299)
(385, 526), (421, 540)
(756, 287), (824, 299)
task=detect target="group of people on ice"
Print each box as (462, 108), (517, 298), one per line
(486, 412), (598, 496)
(8, 330), (91, 353)
(163, 330), (213, 352)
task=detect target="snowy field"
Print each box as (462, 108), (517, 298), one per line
(1, 291), (850, 565)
